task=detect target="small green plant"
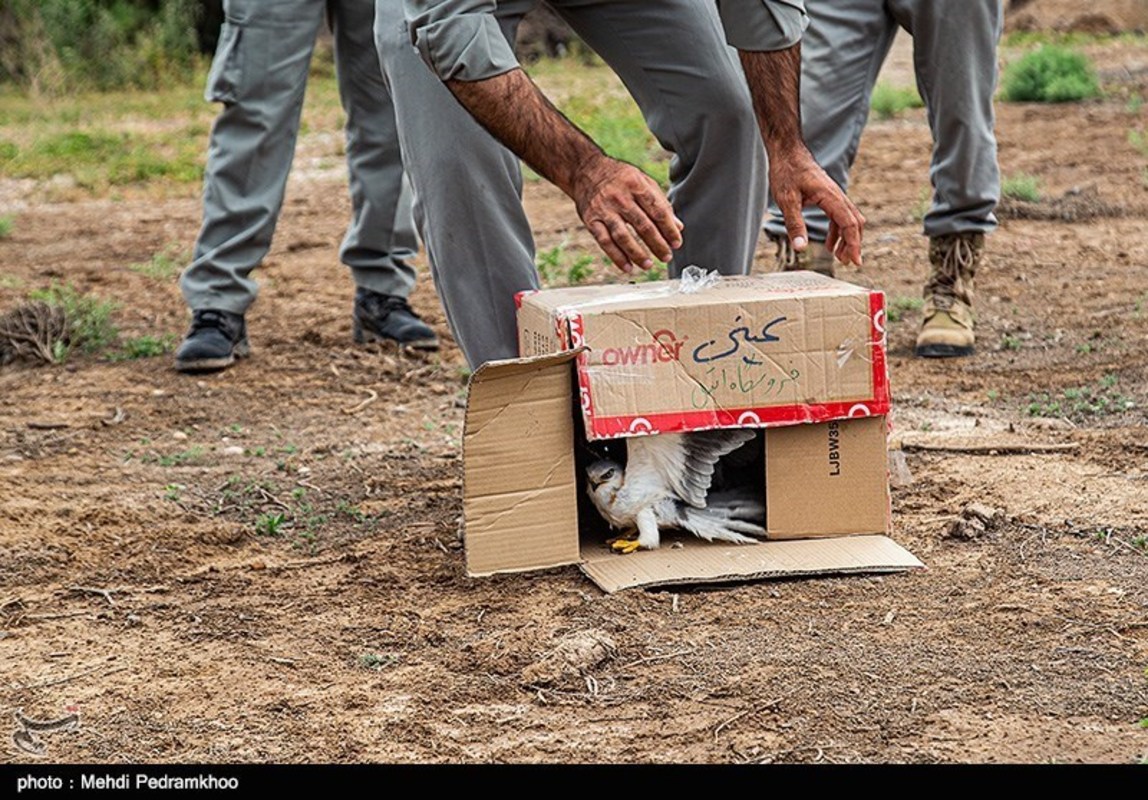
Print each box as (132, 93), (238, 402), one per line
(1025, 374), (1136, 420)
(870, 83), (924, 120)
(567, 253), (596, 285)
(158, 446), (205, 467)
(535, 244), (563, 286)
(886, 296), (924, 323)
(28, 282), (118, 357)
(109, 333), (176, 361)
(1129, 129), (1148, 158)
(129, 244), (186, 281)
(910, 186), (932, 223)
(255, 512), (287, 537)
(0, 215), (13, 239)
(1128, 94), (1144, 115)
(1001, 334), (1022, 351)
(336, 500), (366, 522)
(986, 389), (1000, 403)
(357, 652), (398, 671)
(1132, 536), (1148, 552)
(1000, 45), (1101, 103)
(163, 484), (184, 502)
(535, 243), (599, 288)
(1001, 173), (1042, 202)
(636, 261), (667, 282)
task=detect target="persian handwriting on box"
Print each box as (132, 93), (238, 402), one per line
(691, 316), (787, 365)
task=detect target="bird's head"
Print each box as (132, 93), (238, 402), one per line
(585, 459), (623, 493)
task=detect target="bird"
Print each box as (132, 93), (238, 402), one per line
(584, 428), (766, 553)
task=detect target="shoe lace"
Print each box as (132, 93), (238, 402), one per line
(379, 295), (423, 320)
(929, 236), (976, 311)
(190, 309), (229, 332)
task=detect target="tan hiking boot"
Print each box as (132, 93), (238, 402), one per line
(915, 232), (983, 358)
(768, 233), (836, 277)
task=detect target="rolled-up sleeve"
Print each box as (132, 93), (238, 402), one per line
(404, 0), (520, 81)
(716, 0), (808, 51)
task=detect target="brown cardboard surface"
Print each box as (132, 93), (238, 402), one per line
(517, 272), (889, 440)
(462, 351), (582, 576)
(579, 534), (922, 593)
(765, 416), (890, 538)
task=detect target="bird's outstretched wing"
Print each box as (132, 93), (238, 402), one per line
(626, 428), (758, 509)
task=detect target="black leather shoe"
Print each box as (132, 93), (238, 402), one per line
(173, 309), (250, 373)
(352, 288), (439, 350)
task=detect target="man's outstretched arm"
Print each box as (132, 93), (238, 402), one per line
(740, 45), (866, 266)
(446, 72), (683, 274)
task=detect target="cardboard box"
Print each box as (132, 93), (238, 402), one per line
(458, 272), (922, 593)
(516, 271), (890, 441)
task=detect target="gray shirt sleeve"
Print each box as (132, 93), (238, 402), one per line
(404, 0), (520, 81)
(404, 0), (808, 82)
(716, 0), (808, 51)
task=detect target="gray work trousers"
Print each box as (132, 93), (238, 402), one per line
(376, 0), (768, 368)
(764, 0), (1003, 242)
(182, 0), (417, 314)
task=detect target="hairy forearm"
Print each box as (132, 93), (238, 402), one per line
(446, 69), (607, 199)
(738, 43), (806, 157)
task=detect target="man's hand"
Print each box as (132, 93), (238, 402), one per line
(446, 70), (683, 275)
(572, 157), (684, 274)
(770, 145), (865, 266)
(739, 45), (866, 267)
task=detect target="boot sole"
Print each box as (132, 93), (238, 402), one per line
(915, 343), (975, 359)
(174, 340), (251, 373)
(353, 323), (440, 351)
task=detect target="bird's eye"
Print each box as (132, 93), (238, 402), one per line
(602, 469), (615, 480)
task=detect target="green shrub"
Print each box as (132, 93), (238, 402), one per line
(1, 0), (204, 93)
(870, 83), (924, 120)
(1001, 173), (1042, 202)
(0, 215), (12, 239)
(1001, 46), (1101, 103)
(29, 282), (118, 356)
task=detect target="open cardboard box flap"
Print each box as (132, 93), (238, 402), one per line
(463, 349), (923, 593)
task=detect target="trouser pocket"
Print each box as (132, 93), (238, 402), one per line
(204, 20), (244, 104)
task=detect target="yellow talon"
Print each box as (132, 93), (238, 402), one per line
(609, 537), (641, 554)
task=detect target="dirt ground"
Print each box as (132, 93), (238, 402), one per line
(2, 25), (1148, 766)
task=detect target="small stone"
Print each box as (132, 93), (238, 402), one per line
(947, 516), (987, 540)
(222, 445), (245, 456)
(888, 450), (914, 489)
(172, 431), (189, 441)
(964, 502), (1004, 527)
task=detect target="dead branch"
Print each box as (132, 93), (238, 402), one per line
(901, 441), (1078, 455)
(342, 388), (379, 415)
(67, 586), (117, 605)
(618, 648), (696, 669)
(19, 663), (128, 691)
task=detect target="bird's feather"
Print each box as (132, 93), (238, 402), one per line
(626, 428), (757, 508)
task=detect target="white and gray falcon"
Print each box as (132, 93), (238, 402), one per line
(584, 428), (766, 553)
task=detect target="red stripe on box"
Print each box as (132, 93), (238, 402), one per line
(869, 290), (889, 411)
(587, 398), (893, 440)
